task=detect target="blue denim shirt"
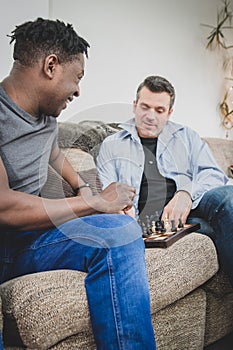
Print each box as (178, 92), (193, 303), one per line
(96, 119), (228, 215)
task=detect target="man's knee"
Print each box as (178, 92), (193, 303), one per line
(59, 214), (143, 249)
(203, 185), (233, 206)
(81, 214), (142, 248)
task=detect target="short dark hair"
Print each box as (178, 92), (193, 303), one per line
(8, 17), (90, 66)
(136, 76), (175, 108)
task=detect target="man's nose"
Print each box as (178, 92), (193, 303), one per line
(74, 86), (80, 98)
(146, 108), (157, 119)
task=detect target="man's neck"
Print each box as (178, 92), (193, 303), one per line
(1, 71), (40, 117)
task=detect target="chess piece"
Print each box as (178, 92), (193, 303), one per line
(155, 220), (162, 233)
(160, 220), (166, 233)
(151, 221), (156, 233)
(178, 218), (184, 228)
(164, 217), (171, 232)
(146, 216), (152, 236)
(141, 222), (149, 238)
(171, 219), (177, 233)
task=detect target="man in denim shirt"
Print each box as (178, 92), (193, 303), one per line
(97, 75), (233, 287)
(0, 19), (156, 349)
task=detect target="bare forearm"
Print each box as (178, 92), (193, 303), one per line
(50, 147), (81, 190)
(0, 189), (100, 232)
(0, 153), (136, 233)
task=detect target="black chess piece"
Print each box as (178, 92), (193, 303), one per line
(141, 222), (149, 238)
(155, 220), (162, 233)
(171, 219), (177, 232)
(145, 216), (152, 236)
(160, 220), (166, 233)
(139, 217), (152, 238)
(178, 218), (184, 228)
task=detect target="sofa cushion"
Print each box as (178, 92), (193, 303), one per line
(204, 286), (233, 346)
(41, 166), (102, 199)
(202, 268), (233, 298)
(203, 137), (233, 175)
(0, 232), (218, 348)
(58, 121), (120, 160)
(1, 270), (93, 349)
(153, 289), (206, 350)
(146, 232), (219, 313)
(61, 148), (96, 171)
(50, 332), (96, 350)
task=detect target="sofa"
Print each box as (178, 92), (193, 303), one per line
(0, 120), (233, 350)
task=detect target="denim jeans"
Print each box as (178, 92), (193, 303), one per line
(187, 185), (233, 286)
(1, 214), (156, 350)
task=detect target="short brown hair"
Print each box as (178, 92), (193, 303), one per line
(136, 76), (175, 108)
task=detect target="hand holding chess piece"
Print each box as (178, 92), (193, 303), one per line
(161, 190), (192, 227)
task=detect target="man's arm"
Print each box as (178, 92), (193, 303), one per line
(160, 129), (227, 226)
(49, 144), (92, 196)
(96, 139), (118, 190)
(0, 157), (136, 232)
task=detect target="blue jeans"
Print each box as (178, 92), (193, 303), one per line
(187, 185), (233, 286)
(0, 333), (3, 350)
(1, 214), (156, 350)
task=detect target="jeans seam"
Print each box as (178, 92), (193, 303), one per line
(29, 235), (110, 250)
(107, 251), (124, 350)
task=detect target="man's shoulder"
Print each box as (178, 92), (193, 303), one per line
(109, 118), (138, 141)
(165, 121), (199, 137)
(102, 128), (129, 143)
(159, 121), (202, 148)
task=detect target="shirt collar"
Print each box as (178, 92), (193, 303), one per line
(119, 118), (141, 141)
(120, 118), (184, 145)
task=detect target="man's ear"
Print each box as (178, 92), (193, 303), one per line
(44, 54), (59, 79)
(133, 100), (137, 114)
(168, 108), (173, 119)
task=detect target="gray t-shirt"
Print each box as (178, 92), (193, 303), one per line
(0, 84), (57, 195)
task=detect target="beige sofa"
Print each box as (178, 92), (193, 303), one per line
(1, 121), (233, 350)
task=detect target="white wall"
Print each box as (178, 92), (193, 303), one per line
(50, 0), (232, 139)
(0, 0), (49, 79)
(0, 0), (231, 139)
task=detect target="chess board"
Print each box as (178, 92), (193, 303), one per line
(143, 223), (200, 248)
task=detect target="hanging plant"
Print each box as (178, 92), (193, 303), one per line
(202, 0), (233, 131)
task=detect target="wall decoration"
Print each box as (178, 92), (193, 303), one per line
(202, 0), (233, 136)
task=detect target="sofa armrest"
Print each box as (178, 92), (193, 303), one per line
(0, 270), (93, 349)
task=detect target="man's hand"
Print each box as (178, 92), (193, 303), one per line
(77, 186), (93, 198)
(118, 206), (136, 219)
(161, 190), (192, 226)
(92, 182), (136, 214)
(123, 206), (136, 218)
